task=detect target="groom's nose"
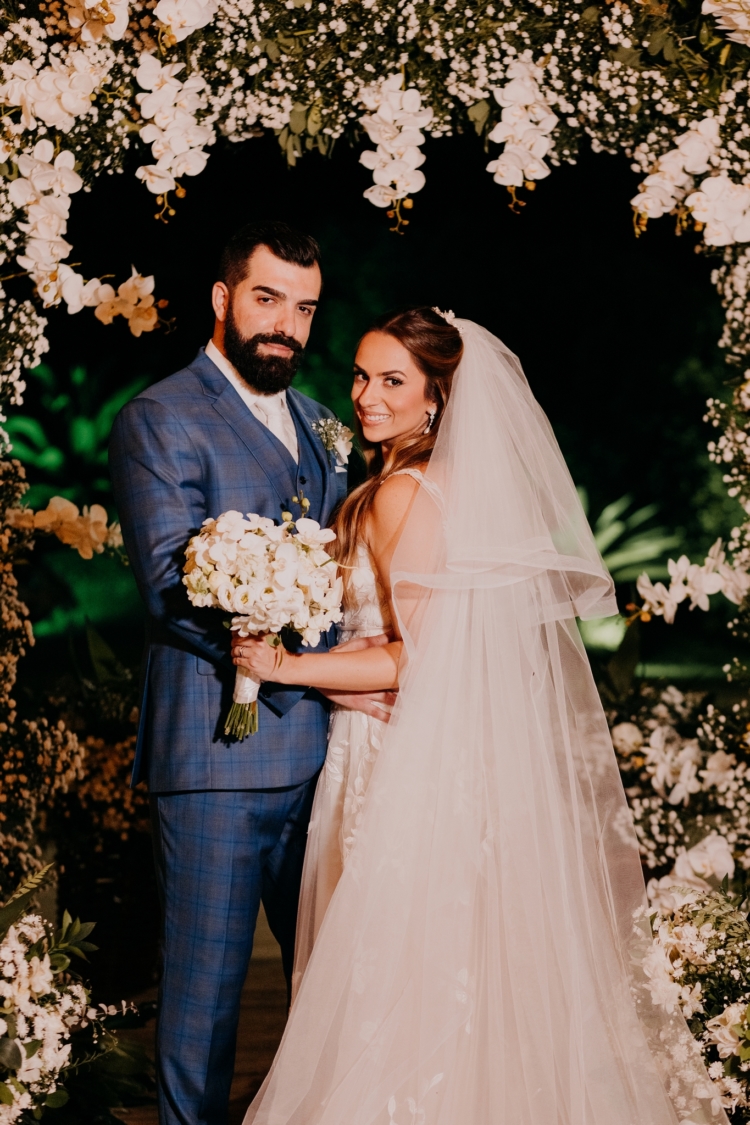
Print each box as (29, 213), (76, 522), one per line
(272, 300), (300, 342)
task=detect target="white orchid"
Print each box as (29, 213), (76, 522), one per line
(66, 0), (130, 41)
(703, 0), (750, 46)
(154, 0), (217, 41)
(486, 61), (558, 190)
(673, 833), (736, 885)
(358, 74), (433, 209)
(631, 118), (721, 227)
(706, 1002), (747, 1057)
(0, 50), (106, 133)
(686, 173), (750, 246)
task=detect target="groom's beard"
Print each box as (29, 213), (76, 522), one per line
(223, 305), (304, 395)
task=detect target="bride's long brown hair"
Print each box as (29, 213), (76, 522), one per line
(332, 307), (463, 593)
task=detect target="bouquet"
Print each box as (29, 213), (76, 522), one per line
(183, 510), (343, 738)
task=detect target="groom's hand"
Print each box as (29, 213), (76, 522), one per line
(319, 688), (397, 721)
(323, 635), (396, 719)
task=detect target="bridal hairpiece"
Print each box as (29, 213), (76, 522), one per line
(432, 307), (463, 333)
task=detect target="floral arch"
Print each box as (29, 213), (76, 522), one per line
(8, 1), (750, 1117)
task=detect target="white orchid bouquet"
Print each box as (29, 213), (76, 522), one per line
(183, 510), (343, 738)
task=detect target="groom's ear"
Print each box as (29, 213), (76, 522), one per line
(212, 281), (230, 324)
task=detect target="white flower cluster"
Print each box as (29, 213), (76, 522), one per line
(358, 74), (432, 209)
(0, 44), (109, 135)
(635, 538), (750, 624)
(5, 495), (123, 560)
(486, 60), (558, 188)
(630, 117), (720, 226)
(703, 0), (750, 48)
(183, 509), (343, 647)
(135, 53), (216, 196)
(0, 914), (88, 1122)
(642, 888), (750, 1114)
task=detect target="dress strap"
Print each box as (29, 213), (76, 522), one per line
(390, 468), (424, 482)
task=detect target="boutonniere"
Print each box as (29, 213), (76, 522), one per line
(311, 418), (354, 469)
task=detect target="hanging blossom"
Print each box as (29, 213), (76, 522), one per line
(135, 53), (216, 196)
(65, 0), (130, 43)
(485, 60), (558, 190)
(358, 74), (432, 209)
(634, 539), (750, 624)
(8, 140), (162, 335)
(0, 45), (111, 135)
(630, 118), (721, 230)
(702, 0), (750, 47)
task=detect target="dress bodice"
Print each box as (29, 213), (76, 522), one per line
(338, 542), (392, 641)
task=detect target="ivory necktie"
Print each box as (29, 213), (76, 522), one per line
(256, 394), (298, 462)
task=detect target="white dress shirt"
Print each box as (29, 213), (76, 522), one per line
(206, 339), (298, 463)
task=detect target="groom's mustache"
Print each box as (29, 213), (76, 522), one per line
(224, 307), (304, 395)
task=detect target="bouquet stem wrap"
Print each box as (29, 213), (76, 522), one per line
(225, 665), (260, 739)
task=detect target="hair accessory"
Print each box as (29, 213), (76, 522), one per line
(431, 307), (458, 326)
(424, 408), (437, 434)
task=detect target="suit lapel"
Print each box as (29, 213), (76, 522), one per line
(287, 389), (338, 523)
(206, 372), (297, 511)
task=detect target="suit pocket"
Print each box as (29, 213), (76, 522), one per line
(196, 657), (216, 676)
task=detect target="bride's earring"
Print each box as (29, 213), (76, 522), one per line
(424, 408), (437, 434)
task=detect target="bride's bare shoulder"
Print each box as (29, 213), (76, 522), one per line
(367, 468), (426, 555)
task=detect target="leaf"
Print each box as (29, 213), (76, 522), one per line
(0, 865), (55, 939)
(581, 5), (600, 20)
(0, 1039), (23, 1070)
(605, 618), (641, 701)
(647, 28), (669, 55)
(44, 1088), (69, 1108)
(289, 103), (309, 135)
(612, 45), (643, 67)
(662, 36), (676, 62)
(86, 625), (128, 686)
(69, 416), (98, 459)
(467, 99), (490, 135)
(307, 104), (323, 136)
(0, 1083), (13, 1106)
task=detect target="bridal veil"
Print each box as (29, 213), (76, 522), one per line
(245, 322), (726, 1125)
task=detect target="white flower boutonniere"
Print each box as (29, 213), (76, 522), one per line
(311, 418), (354, 471)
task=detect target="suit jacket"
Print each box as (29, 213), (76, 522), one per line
(108, 348), (348, 792)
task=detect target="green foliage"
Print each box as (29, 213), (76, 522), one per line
(4, 363), (147, 510)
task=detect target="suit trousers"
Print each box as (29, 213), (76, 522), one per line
(150, 780), (318, 1125)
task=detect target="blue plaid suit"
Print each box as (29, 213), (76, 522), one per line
(109, 348), (347, 1125)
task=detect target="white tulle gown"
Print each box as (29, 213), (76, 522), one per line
(292, 536), (393, 997)
(246, 322), (726, 1125)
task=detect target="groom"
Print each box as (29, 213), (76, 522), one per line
(109, 221), (348, 1125)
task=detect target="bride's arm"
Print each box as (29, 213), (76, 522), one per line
(231, 473), (421, 691)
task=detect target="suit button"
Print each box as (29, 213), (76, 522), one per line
(299, 476), (307, 485)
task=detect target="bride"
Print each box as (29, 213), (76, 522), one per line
(233, 308), (725, 1125)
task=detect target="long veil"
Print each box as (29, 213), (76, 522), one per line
(245, 322), (725, 1125)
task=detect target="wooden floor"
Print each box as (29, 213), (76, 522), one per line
(113, 907), (288, 1124)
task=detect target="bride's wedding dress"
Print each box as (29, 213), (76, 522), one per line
(292, 536), (393, 994)
(246, 324), (726, 1125)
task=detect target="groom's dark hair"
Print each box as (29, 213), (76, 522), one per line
(218, 220), (321, 291)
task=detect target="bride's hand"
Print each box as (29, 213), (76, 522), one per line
(231, 634), (294, 683)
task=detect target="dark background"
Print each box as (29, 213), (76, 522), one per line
(10, 128), (744, 679)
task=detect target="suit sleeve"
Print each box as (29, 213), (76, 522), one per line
(109, 396), (234, 671)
